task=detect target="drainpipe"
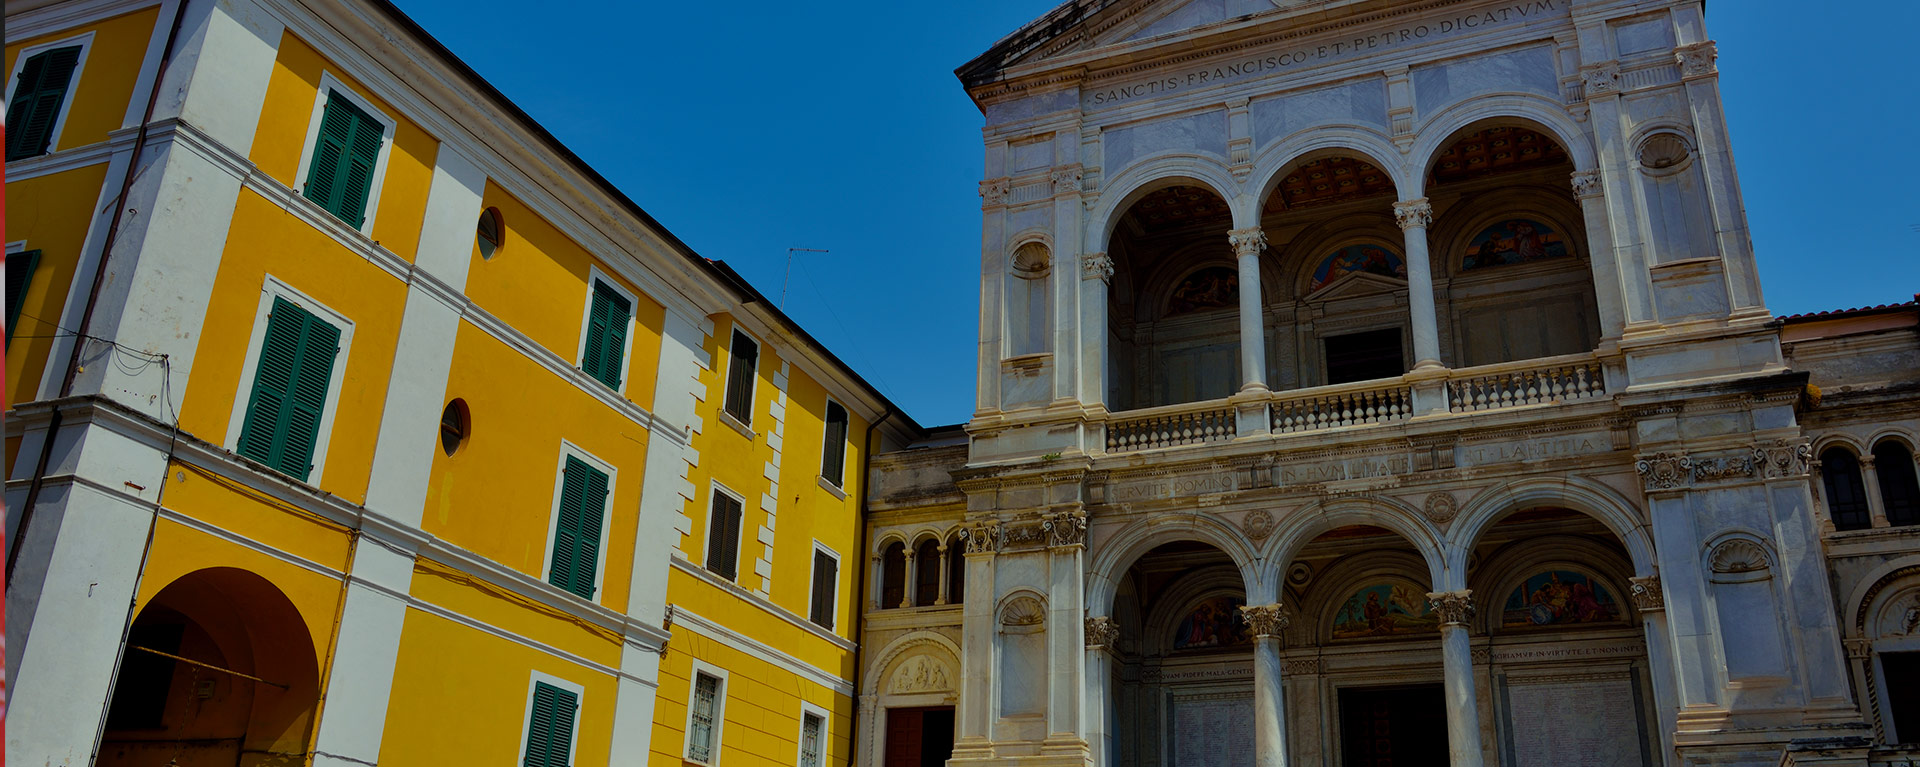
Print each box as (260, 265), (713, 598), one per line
(8, 0), (189, 582)
(848, 404), (893, 766)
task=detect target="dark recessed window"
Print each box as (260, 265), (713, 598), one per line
(440, 399), (469, 456)
(1822, 448), (1871, 531)
(477, 208), (503, 260)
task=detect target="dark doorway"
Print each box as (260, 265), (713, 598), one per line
(1339, 684), (1448, 767)
(1325, 328), (1405, 385)
(1886, 652), (1920, 743)
(885, 706), (956, 767)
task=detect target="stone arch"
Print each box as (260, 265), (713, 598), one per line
(1301, 549), (1436, 645)
(1139, 564), (1249, 656)
(1848, 559), (1920, 638)
(1135, 245), (1242, 322)
(1445, 476), (1656, 585)
(1259, 495), (1448, 592)
(1409, 95), (1599, 183)
(1469, 533), (1639, 635)
(865, 630), (963, 696)
(1868, 428), (1920, 455)
(1086, 513), (1262, 615)
(1280, 211), (1407, 301)
(1249, 129), (1414, 211)
(1431, 185), (1590, 277)
(1813, 432), (1868, 457)
(1088, 156), (1243, 251)
(873, 530), (911, 555)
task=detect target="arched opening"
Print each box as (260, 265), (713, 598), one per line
(1106, 540), (1251, 766)
(1423, 123), (1600, 367)
(880, 541), (907, 609)
(1821, 447), (1873, 531)
(914, 539), (943, 607)
(1105, 182), (1238, 410)
(1872, 439), (1920, 527)
(98, 567), (321, 767)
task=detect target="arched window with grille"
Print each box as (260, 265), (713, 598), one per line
(1821, 448), (1872, 531)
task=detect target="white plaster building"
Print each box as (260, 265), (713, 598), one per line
(853, 1), (1920, 766)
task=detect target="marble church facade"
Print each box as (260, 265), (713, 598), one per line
(855, 2), (1920, 767)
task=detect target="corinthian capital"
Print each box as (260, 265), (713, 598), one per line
(1426, 590), (1475, 627)
(1570, 170), (1603, 200)
(1227, 227), (1268, 258)
(1393, 198), (1433, 230)
(1676, 41), (1718, 78)
(1081, 252), (1114, 282)
(1239, 603), (1291, 638)
(1085, 616), (1120, 649)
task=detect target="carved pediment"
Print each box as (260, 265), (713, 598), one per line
(960, 0), (1320, 88)
(1305, 270), (1406, 302)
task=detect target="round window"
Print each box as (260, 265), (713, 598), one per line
(476, 208), (503, 260)
(440, 399), (470, 456)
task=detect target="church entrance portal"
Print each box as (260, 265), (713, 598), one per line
(885, 706), (955, 767)
(1338, 684), (1448, 767)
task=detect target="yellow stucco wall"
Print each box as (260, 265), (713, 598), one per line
(4, 164), (111, 418)
(650, 624), (853, 767)
(3, 7), (158, 152)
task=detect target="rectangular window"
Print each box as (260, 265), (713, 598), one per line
(704, 488), (744, 581)
(687, 672), (724, 764)
(302, 89), (387, 228)
(809, 546), (838, 630)
(799, 711), (825, 767)
(820, 400), (849, 487)
(580, 278), (632, 389)
(7, 249), (43, 347)
(723, 330), (758, 426)
(548, 455), (609, 599)
(523, 680), (578, 767)
(6, 44), (83, 161)
(236, 296), (342, 482)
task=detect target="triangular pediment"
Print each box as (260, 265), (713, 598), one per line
(1305, 270), (1405, 302)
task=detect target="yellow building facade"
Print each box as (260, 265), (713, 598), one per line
(3, 1), (915, 765)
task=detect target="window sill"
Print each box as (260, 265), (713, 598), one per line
(816, 475), (848, 500)
(718, 410), (756, 441)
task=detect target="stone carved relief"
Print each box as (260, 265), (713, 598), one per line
(1708, 539), (1770, 574)
(1427, 590), (1475, 626)
(1902, 597), (1920, 636)
(1239, 604), (1291, 638)
(1242, 509), (1275, 541)
(1755, 440), (1813, 479)
(979, 177), (1011, 207)
(1422, 492), (1459, 525)
(1691, 454), (1754, 483)
(1043, 511), (1088, 548)
(1282, 658), (1322, 675)
(1051, 165), (1083, 196)
(1086, 616), (1121, 648)
(1392, 198), (1433, 230)
(1082, 252), (1114, 282)
(1629, 576), (1664, 612)
(1002, 521), (1049, 550)
(1636, 452), (1690, 490)
(1570, 170), (1603, 199)
(1581, 61), (1621, 94)
(1471, 647), (1492, 665)
(1844, 637), (1874, 659)
(1676, 41), (1718, 78)
(1227, 227), (1268, 257)
(962, 521), (1000, 554)
(1002, 596), (1047, 627)
(888, 655), (953, 694)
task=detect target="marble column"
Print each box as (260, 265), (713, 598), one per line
(1428, 590), (1485, 767)
(1081, 253), (1114, 408)
(901, 551), (917, 608)
(1085, 617), (1120, 767)
(1393, 199), (1444, 370)
(870, 555), (884, 611)
(1571, 170), (1627, 341)
(956, 524), (999, 752)
(1862, 457), (1891, 528)
(936, 544), (951, 605)
(1241, 604), (1290, 767)
(1632, 575), (1680, 767)
(1228, 228), (1270, 392)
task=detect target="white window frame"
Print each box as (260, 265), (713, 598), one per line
(292, 71), (398, 236)
(720, 328), (760, 430)
(683, 660), (731, 766)
(224, 275), (355, 486)
(539, 440), (619, 601)
(4, 32), (94, 158)
(703, 480), (747, 582)
(573, 265), (641, 396)
(519, 670), (585, 767)
(796, 701), (831, 767)
(808, 540), (842, 632)
(819, 396), (849, 489)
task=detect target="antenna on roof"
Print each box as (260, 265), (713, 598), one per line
(782, 248), (828, 310)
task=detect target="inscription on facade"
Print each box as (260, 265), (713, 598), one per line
(1457, 433), (1611, 468)
(1276, 455), (1409, 487)
(1108, 472), (1240, 502)
(1087, 1), (1562, 106)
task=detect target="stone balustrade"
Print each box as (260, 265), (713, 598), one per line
(1106, 401), (1238, 453)
(1445, 354), (1607, 413)
(1271, 380), (1414, 434)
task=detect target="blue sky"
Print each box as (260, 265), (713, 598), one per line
(398, 1), (1919, 427)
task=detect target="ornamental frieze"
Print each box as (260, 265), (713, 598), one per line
(1635, 440), (1813, 491)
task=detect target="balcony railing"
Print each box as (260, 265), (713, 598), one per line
(1097, 353), (1614, 454)
(1106, 401), (1237, 453)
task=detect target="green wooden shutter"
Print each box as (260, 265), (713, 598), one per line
(820, 401), (848, 486)
(810, 550), (836, 629)
(549, 456), (608, 599)
(524, 681), (578, 767)
(235, 297), (339, 482)
(7, 249), (44, 346)
(589, 282), (631, 389)
(723, 331), (757, 424)
(704, 493), (742, 581)
(303, 91), (384, 228)
(6, 46), (81, 161)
